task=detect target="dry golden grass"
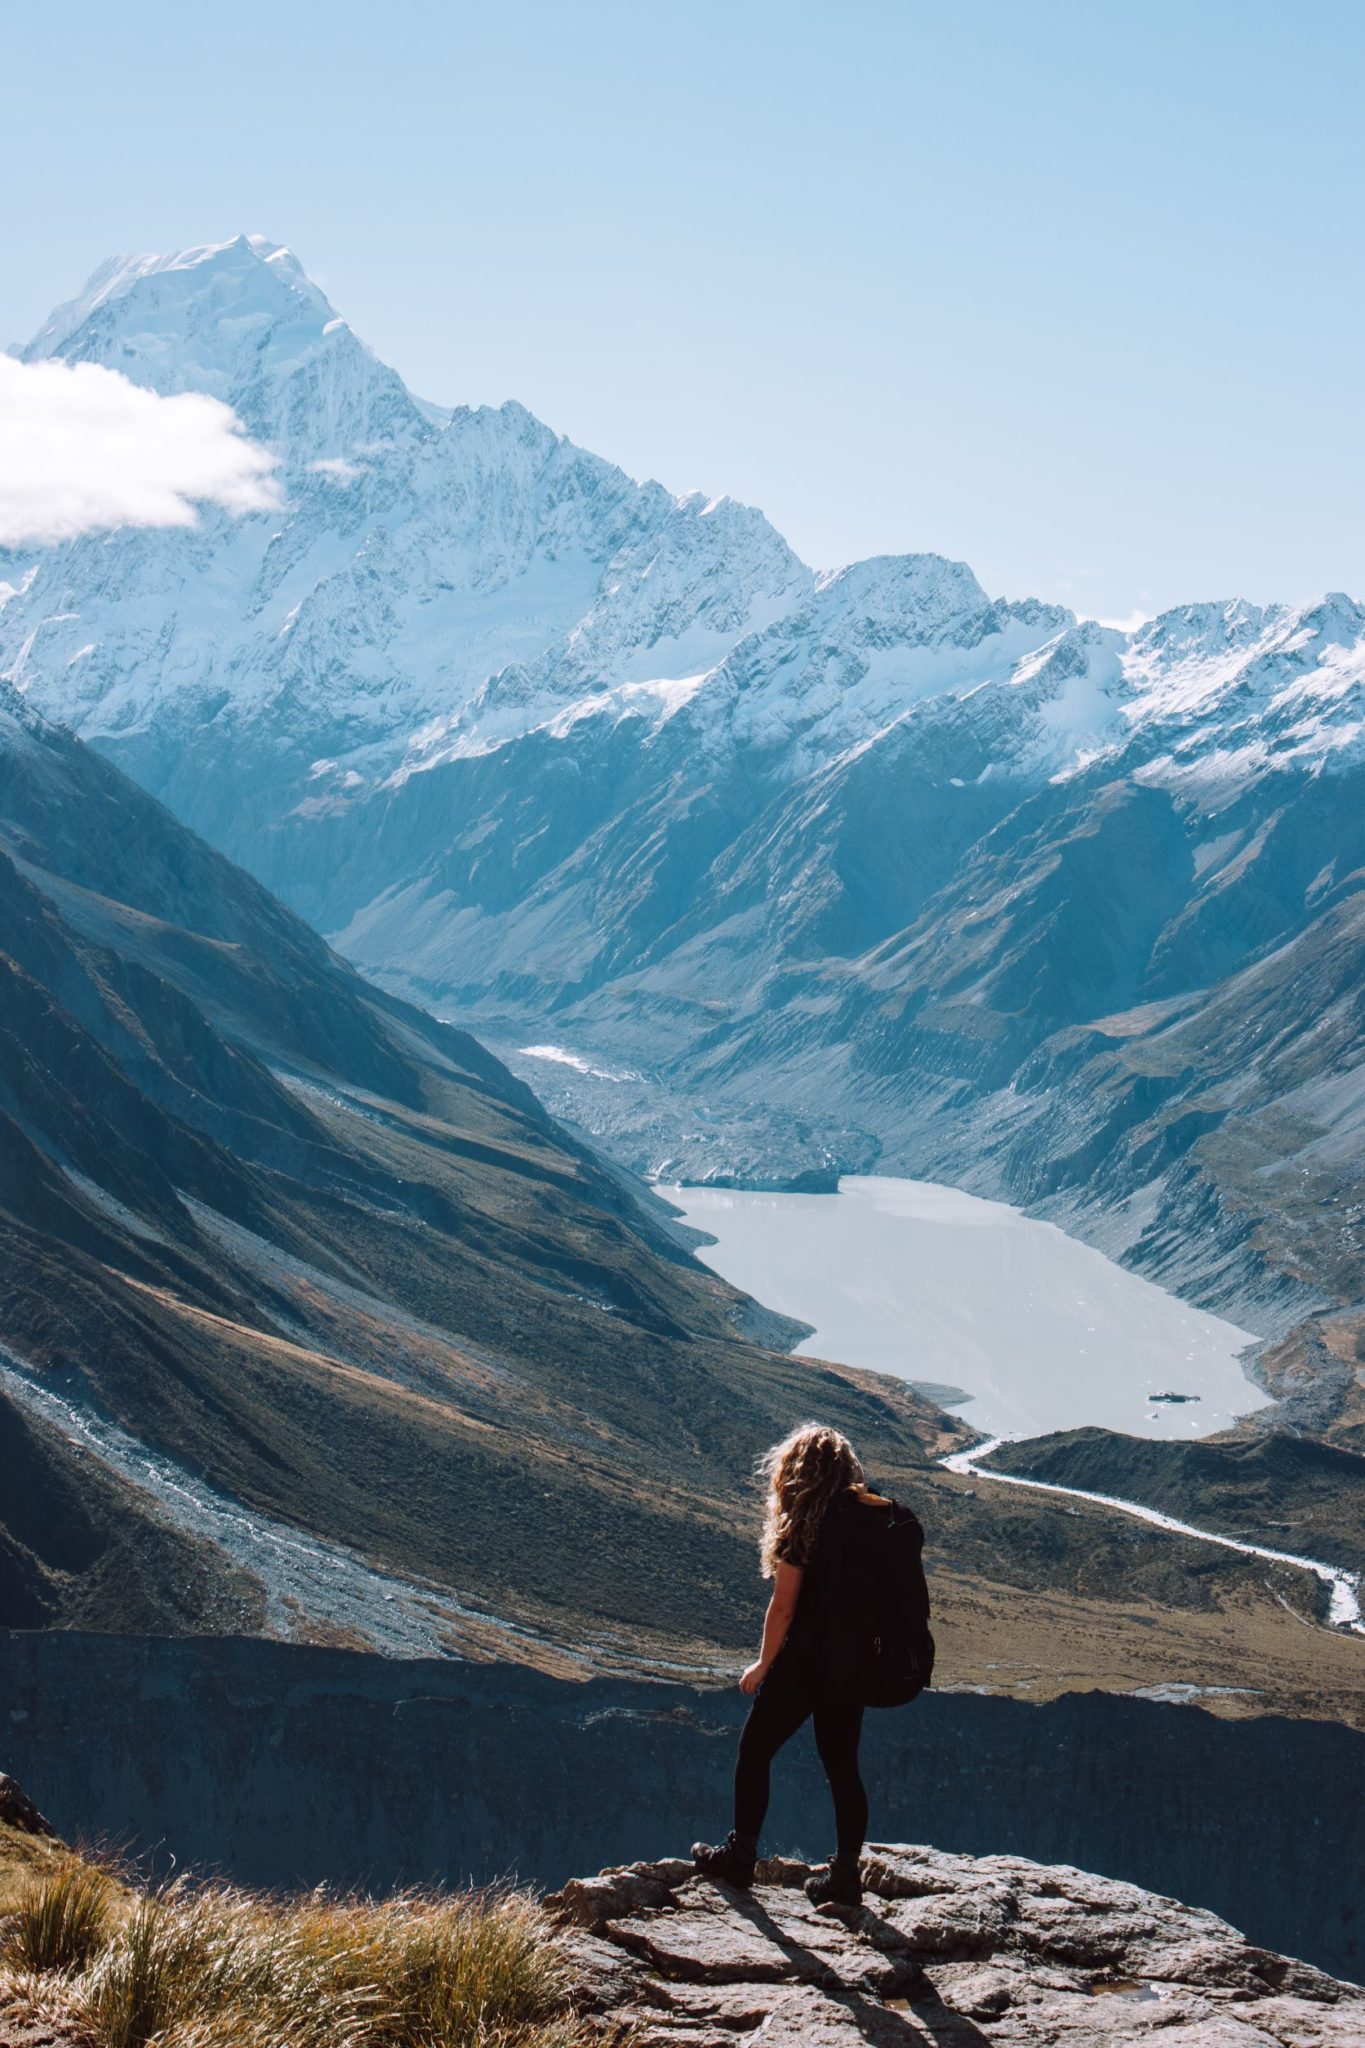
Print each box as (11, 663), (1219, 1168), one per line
(0, 1815), (78, 1915)
(0, 1858), (112, 1975)
(0, 1862), (600, 2048)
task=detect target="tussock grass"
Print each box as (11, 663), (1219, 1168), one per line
(0, 1864), (597, 2048)
(0, 1858), (113, 1974)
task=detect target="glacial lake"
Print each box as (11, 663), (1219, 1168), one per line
(668, 1176), (1270, 1441)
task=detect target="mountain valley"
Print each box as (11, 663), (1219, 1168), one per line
(0, 680), (965, 1669)
(1, 683), (1362, 1723)
(1, 234), (1362, 1690)
(3, 237), (1360, 1373)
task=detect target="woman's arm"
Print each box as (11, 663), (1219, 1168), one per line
(740, 1560), (803, 1694)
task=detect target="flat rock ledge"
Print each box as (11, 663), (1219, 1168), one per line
(548, 1844), (1365, 2046)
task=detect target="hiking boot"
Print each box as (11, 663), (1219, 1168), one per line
(692, 1831), (757, 1889)
(805, 1855), (863, 1910)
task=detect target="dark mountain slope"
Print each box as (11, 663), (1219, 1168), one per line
(579, 757), (1363, 1333)
(0, 1384), (264, 1634)
(0, 687), (972, 1666)
(995, 888), (1365, 1315)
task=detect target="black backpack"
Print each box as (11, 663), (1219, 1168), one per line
(814, 1496), (935, 1709)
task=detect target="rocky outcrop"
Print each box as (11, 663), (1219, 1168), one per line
(0, 1776), (53, 1839)
(6, 1764), (1352, 2047)
(551, 1846), (1365, 2044)
(1246, 1311), (1365, 1452)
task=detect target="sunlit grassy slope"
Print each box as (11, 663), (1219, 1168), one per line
(0, 1852), (590, 2048)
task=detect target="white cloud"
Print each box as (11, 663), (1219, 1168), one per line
(308, 456), (363, 484)
(1085, 608), (1154, 634)
(0, 354), (281, 547)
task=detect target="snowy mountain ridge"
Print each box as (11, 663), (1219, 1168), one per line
(4, 232), (1361, 805)
(20, 234), (431, 448)
(4, 235), (811, 780)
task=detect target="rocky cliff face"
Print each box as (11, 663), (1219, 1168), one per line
(4, 1633), (1363, 1986)
(553, 1847), (1365, 2044)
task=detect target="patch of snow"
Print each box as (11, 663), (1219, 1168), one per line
(517, 1042), (643, 1083)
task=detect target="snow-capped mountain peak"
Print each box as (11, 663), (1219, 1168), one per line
(813, 550), (990, 629)
(21, 234), (425, 461)
(1116, 591), (1365, 786)
(25, 234), (341, 369)
(2, 238), (813, 778)
(671, 553), (1078, 779)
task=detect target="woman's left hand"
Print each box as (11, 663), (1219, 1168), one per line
(739, 1661), (767, 1695)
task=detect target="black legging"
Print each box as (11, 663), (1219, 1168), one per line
(734, 1645), (868, 1856)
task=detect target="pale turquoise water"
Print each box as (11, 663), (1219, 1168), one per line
(669, 1174), (1268, 1441)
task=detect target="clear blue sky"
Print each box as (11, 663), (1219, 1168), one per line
(6, 0), (1362, 620)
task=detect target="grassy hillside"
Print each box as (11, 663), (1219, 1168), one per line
(983, 1428), (1365, 1578)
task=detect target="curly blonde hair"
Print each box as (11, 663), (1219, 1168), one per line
(758, 1422), (865, 1576)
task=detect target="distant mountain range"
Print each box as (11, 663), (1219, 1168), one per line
(4, 235), (1361, 1338)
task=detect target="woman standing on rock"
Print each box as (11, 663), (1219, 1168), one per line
(693, 1422), (932, 1909)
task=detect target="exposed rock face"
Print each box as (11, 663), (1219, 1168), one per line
(0, 2008), (79, 2048)
(551, 1846), (1365, 2044)
(0, 1776), (53, 1839)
